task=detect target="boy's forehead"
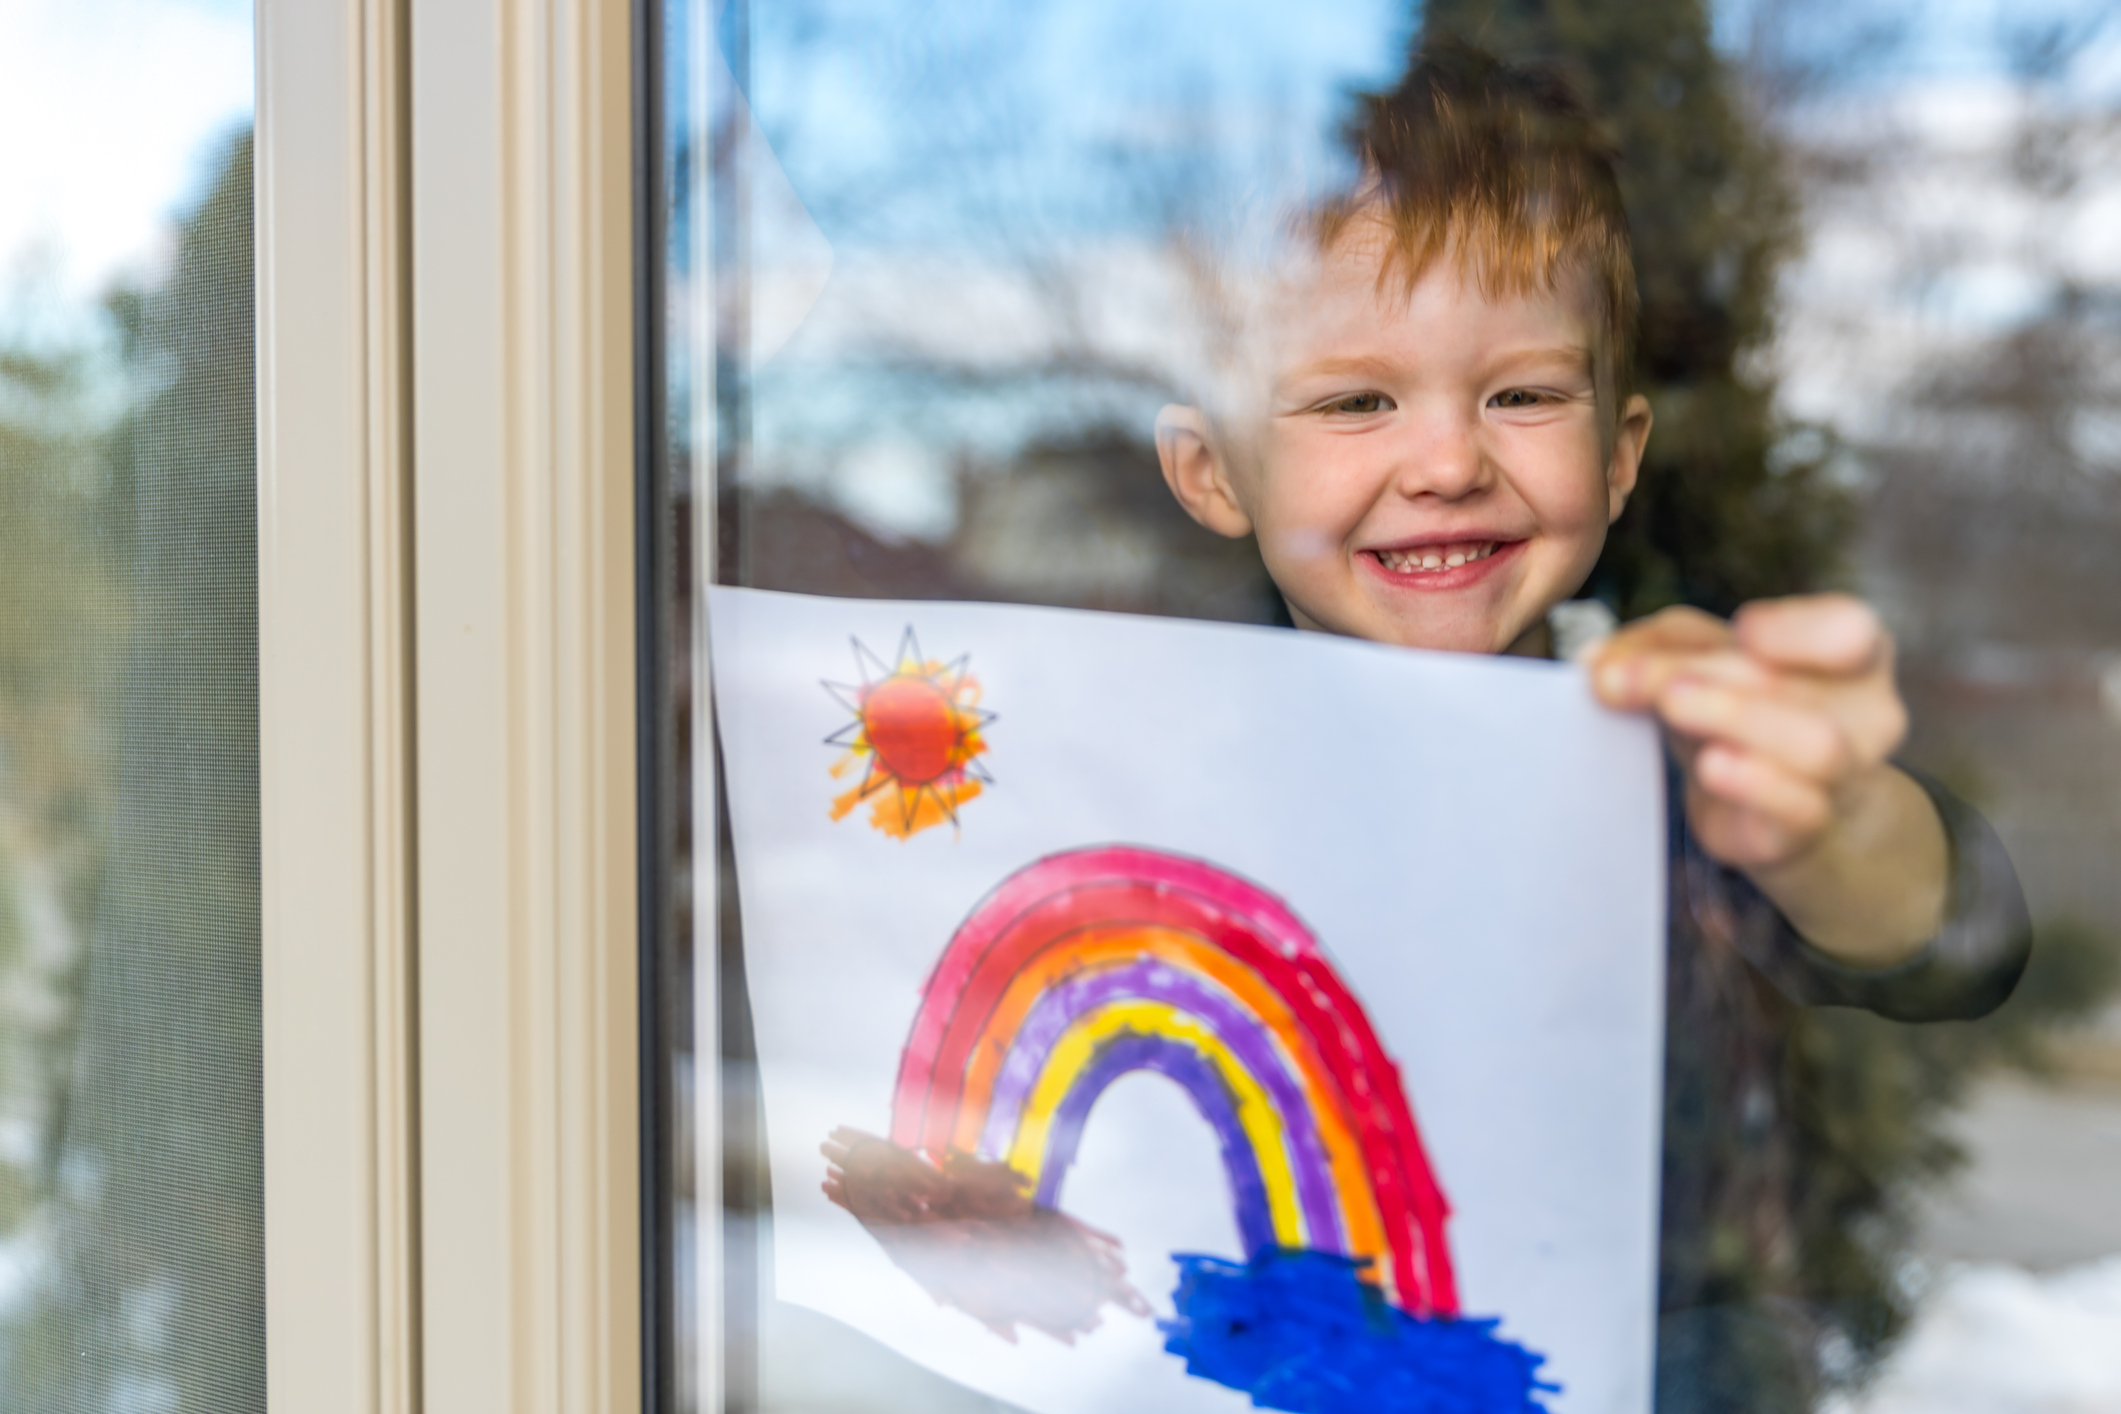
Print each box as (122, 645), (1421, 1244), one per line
(1271, 232), (1598, 373)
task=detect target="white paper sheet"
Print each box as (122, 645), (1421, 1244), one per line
(709, 586), (1666, 1414)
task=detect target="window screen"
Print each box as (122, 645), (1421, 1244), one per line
(0, 4), (260, 1408)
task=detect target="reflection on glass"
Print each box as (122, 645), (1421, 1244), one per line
(0, 0), (258, 1407)
(662, 0), (2121, 1410)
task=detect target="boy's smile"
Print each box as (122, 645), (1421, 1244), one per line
(1158, 227), (1652, 655)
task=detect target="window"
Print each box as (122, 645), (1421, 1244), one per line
(650, 3), (2121, 1413)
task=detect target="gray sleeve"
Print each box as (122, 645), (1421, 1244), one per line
(1678, 765), (2032, 1022)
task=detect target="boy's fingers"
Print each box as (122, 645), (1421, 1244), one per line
(1733, 594), (1888, 676)
(1597, 605), (1732, 658)
(1686, 794), (1810, 872)
(1691, 743), (1835, 842)
(1591, 607), (1736, 706)
(1593, 642), (1767, 709)
(1658, 679), (1855, 783)
(1655, 661), (1906, 771)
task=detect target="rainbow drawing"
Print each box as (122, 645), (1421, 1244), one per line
(895, 843), (1454, 1311)
(823, 844), (1552, 1412)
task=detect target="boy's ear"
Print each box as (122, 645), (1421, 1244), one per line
(1605, 393), (1654, 523)
(1155, 404), (1254, 539)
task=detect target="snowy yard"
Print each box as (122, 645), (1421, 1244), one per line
(1835, 1071), (2121, 1414)
(1830, 1259), (2121, 1414)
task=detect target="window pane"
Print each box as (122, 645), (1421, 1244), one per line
(650, 3), (2121, 1411)
(0, 2), (259, 1408)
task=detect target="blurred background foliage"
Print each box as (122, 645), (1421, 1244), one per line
(0, 132), (261, 1411)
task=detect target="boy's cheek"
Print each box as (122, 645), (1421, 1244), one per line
(1253, 533), (1347, 634)
(1242, 451), (1361, 561)
(1259, 525), (1343, 567)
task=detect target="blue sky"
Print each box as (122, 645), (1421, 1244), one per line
(0, 0), (250, 312)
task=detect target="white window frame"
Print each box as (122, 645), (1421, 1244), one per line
(258, 0), (644, 1408)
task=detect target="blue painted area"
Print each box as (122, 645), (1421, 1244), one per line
(1160, 1249), (1555, 1414)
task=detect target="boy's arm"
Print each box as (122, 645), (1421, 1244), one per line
(1677, 760), (2030, 1020)
(1589, 596), (1948, 969)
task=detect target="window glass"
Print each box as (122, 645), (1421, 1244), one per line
(0, 2), (259, 1408)
(650, 2), (2121, 1410)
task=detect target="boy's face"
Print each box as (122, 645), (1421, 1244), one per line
(1159, 230), (1651, 654)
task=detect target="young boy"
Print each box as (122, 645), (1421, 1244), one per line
(1153, 41), (2027, 1409)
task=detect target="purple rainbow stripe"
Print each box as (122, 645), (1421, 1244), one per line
(978, 958), (1345, 1253)
(1034, 1032), (1277, 1257)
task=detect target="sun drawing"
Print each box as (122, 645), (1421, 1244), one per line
(824, 629), (994, 839)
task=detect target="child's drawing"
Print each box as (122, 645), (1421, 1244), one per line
(710, 587), (1667, 1414)
(825, 628), (994, 839)
(825, 844), (1552, 1411)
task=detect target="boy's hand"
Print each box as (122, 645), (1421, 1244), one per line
(1589, 594), (1948, 966)
(1590, 595), (1903, 869)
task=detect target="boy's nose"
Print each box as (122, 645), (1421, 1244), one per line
(1390, 409), (1491, 500)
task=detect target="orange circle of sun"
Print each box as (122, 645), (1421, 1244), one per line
(861, 675), (959, 785)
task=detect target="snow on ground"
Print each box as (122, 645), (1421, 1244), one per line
(1828, 1258), (2121, 1414)
(1830, 1069), (2121, 1414)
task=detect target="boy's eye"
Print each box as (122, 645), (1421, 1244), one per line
(1324, 391), (1391, 415)
(1490, 388), (1549, 408)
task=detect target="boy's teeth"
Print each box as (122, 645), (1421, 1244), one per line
(1379, 542), (1496, 573)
